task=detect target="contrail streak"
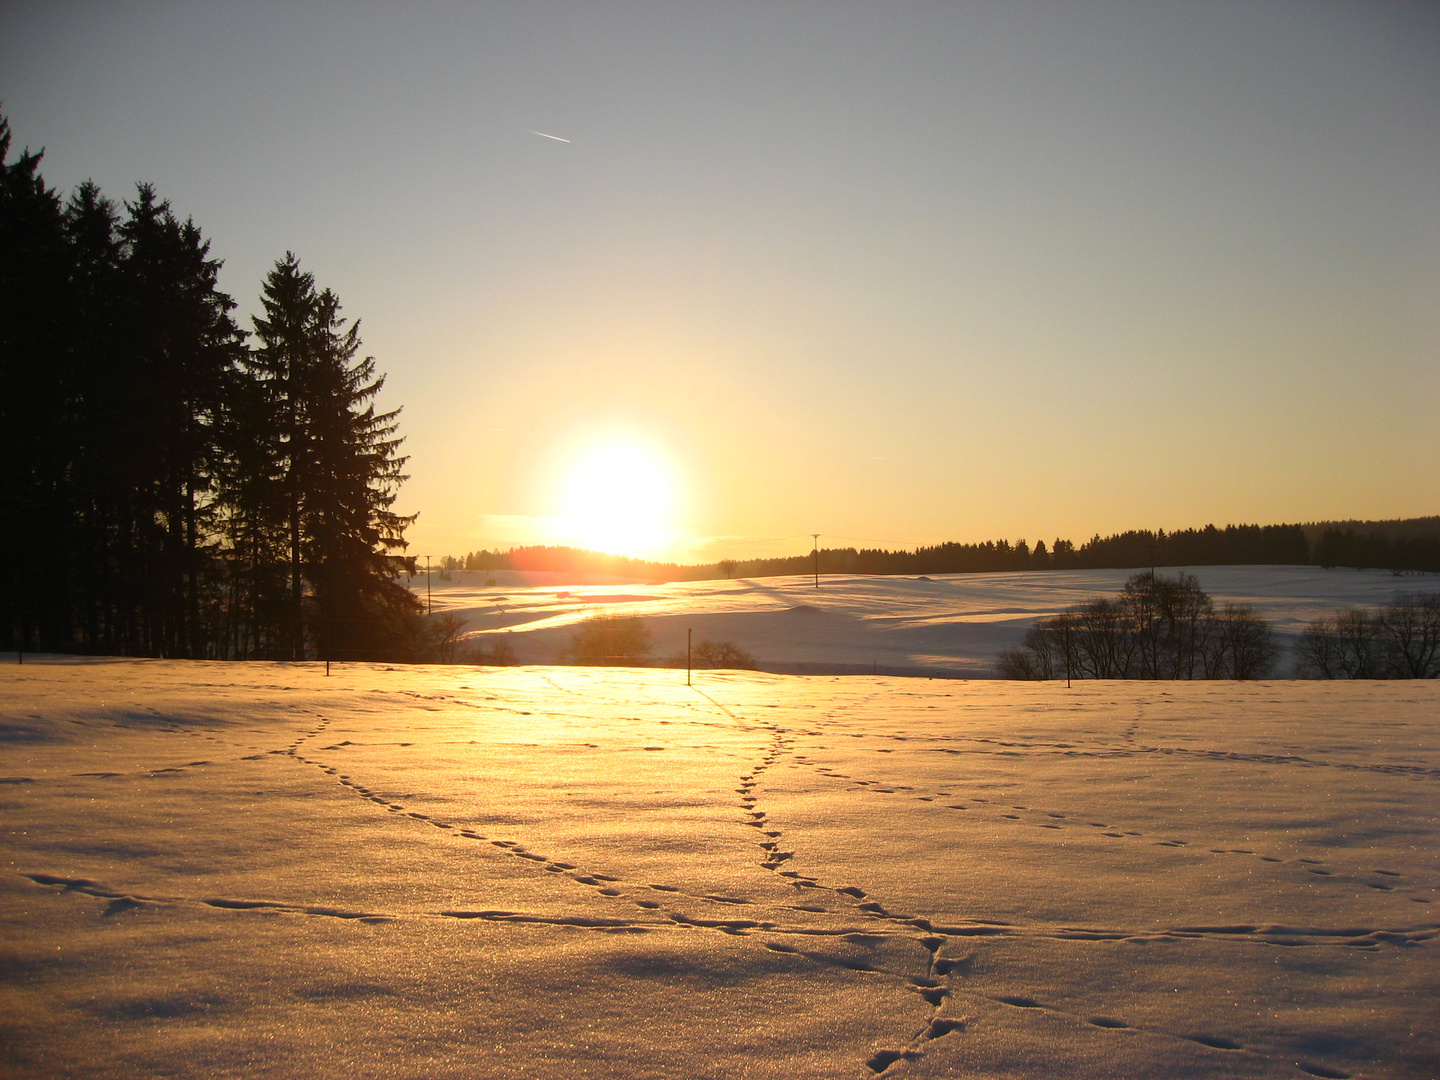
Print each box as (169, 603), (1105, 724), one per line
(529, 131), (571, 143)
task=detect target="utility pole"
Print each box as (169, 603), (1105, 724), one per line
(812, 534), (820, 589)
(425, 555), (432, 616)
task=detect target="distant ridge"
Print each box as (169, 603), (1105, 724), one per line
(446, 516), (1440, 581)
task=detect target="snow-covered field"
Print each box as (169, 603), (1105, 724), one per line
(2, 658), (1436, 1078)
(418, 565), (1426, 675)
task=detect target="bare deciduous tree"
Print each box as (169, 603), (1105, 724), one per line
(1379, 592), (1440, 678)
(996, 573), (1278, 681)
(420, 611), (468, 663)
(693, 639), (757, 669)
(1295, 609), (1380, 678)
(1208, 603), (1279, 679)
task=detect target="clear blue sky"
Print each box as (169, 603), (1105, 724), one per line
(4, 1), (1437, 561)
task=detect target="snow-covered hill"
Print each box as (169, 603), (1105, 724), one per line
(411, 565), (1427, 675)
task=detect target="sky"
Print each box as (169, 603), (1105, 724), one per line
(3, 1), (1437, 563)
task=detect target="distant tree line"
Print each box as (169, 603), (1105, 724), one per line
(785, 523), (1309, 577)
(1312, 528), (1440, 576)
(446, 518), (1439, 584)
(996, 572), (1280, 680)
(1295, 593), (1440, 679)
(1, 115), (419, 660)
(1302, 516), (1440, 546)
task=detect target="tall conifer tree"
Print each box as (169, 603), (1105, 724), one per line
(244, 254), (417, 659)
(61, 182), (126, 652)
(0, 117), (70, 652)
(116, 185), (244, 656)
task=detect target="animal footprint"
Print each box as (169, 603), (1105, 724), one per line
(1296, 1064), (1350, 1079)
(1185, 1034), (1242, 1050)
(924, 1018), (966, 1039)
(865, 1049), (920, 1073)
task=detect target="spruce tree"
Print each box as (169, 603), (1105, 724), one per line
(0, 117), (75, 652)
(61, 182), (126, 652)
(245, 254), (417, 660)
(115, 185), (244, 656)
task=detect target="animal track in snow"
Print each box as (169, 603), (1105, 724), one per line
(792, 758), (1432, 897)
(33, 675), (1424, 1080)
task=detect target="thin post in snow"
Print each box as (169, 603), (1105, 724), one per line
(686, 628), (692, 686)
(425, 555), (432, 616)
(1064, 618), (1072, 689)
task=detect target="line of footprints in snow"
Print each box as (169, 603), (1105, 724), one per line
(277, 711), (1421, 1080)
(59, 706), (1440, 953)
(109, 710), (1440, 949)
(793, 755), (1432, 904)
(730, 727), (1425, 1080)
(34, 705), (1428, 1080)
(107, 690), (1438, 907)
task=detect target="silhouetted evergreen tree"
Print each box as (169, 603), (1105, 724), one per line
(0, 116), (70, 653)
(215, 349), (291, 657)
(114, 185), (244, 656)
(244, 254), (418, 659)
(61, 182), (127, 653)
(1, 120), (247, 659)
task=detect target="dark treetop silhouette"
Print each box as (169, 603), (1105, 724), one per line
(1, 114), (418, 660)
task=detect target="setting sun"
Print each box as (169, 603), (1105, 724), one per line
(556, 437), (678, 557)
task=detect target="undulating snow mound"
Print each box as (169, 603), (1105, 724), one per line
(2, 659), (1435, 1078)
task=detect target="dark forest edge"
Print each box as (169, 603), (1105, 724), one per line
(444, 515), (1440, 583)
(2, 113), (419, 660)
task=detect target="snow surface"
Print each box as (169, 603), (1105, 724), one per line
(2, 658), (1436, 1078)
(419, 565), (1427, 675)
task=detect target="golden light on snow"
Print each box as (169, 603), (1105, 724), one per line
(555, 436), (678, 557)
